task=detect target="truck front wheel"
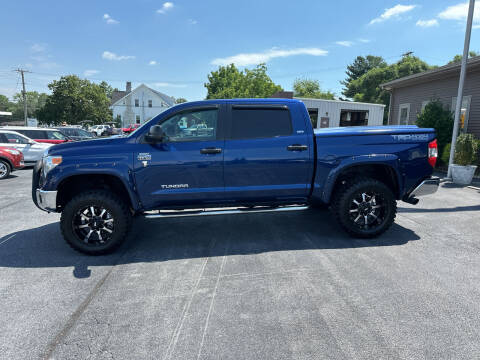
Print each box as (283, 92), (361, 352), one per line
(60, 190), (132, 255)
(332, 177), (396, 238)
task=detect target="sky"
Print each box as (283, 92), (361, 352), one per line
(0, 0), (479, 101)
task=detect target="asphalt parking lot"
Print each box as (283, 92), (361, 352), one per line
(1, 169), (480, 359)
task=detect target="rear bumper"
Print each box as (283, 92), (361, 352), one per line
(409, 176), (440, 197)
(36, 189), (57, 212)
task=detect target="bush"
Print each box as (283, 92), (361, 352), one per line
(441, 143), (451, 165)
(453, 133), (479, 166)
(416, 100), (453, 158)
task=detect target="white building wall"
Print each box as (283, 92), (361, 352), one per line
(297, 98), (385, 128)
(112, 85), (173, 127)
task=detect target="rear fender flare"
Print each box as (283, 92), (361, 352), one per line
(321, 154), (402, 203)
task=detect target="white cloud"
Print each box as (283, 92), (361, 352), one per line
(149, 60), (157, 65)
(416, 19), (439, 27)
(188, 19), (198, 25)
(157, 2), (174, 14)
(438, 2), (480, 23)
(369, 4), (417, 25)
(102, 51), (135, 61)
(358, 38), (371, 43)
(211, 47), (328, 66)
(153, 82), (187, 88)
(103, 14), (119, 24)
(336, 40), (353, 47)
(84, 70), (100, 77)
(31, 43), (46, 53)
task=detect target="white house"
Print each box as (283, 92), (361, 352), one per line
(297, 98), (385, 128)
(110, 82), (175, 127)
(270, 92), (385, 128)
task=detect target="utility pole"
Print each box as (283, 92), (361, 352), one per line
(14, 68), (31, 126)
(447, 0), (475, 179)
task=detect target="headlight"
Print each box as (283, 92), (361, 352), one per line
(42, 155), (62, 177)
(5, 149), (21, 155)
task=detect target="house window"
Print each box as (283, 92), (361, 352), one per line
(135, 99), (139, 107)
(398, 103), (410, 125)
(340, 110), (369, 127)
(116, 114), (121, 121)
(148, 100), (152, 108)
(451, 96), (471, 132)
(308, 109), (319, 128)
(136, 115), (140, 124)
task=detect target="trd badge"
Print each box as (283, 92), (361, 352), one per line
(137, 153), (152, 161)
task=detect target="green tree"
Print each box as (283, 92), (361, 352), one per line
(293, 78), (335, 99)
(11, 91), (48, 119)
(37, 75), (113, 126)
(341, 55), (387, 98)
(175, 97), (187, 104)
(344, 55), (432, 121)
(449, 51), (479, 64)
(0, 95), (12, 111)
(205, 63), (282, 99)
(416, 100), (454, 160)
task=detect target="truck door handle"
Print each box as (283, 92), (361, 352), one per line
(287, 144), (308, 151)
(200, 147), (222, 154)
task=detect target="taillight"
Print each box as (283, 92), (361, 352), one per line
(428, 139), (438, 167)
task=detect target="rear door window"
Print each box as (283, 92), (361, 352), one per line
(3, 132), (29, 144)
(230, 107), (292, 139)
(18, 129), (46, 139)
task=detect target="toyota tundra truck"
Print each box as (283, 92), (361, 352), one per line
(32, 99), (439, 255)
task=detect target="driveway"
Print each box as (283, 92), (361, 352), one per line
(1, 169), (480, 359)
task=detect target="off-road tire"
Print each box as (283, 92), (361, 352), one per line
(60, 190), (132, 255)
(0, 160), (11, 180)
(332, 177), (396, 238)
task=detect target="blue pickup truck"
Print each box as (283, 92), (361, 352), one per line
(33, 99), (439, 255)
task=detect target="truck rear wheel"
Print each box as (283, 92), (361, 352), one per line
(60, 190), (132, 255)
(332, 177), (396, 238)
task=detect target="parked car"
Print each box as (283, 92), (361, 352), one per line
(0, 146), (24, 179)
(55, 127), (94, 141)
(122, 124), (141, 135)
(182, 123), (214, 137)
(0, 130), (52, 166)
(90, 125), (113, 137)
(32, 99), (439, 255)
(0, 126), (71, 144)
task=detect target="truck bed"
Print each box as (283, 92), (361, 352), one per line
(314, 125), (433, 137)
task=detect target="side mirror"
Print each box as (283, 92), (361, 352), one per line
(145, 125), (168, 143)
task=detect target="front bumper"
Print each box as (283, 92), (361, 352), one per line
(409, 176), (440, 197)
(36, 189), (57, 212)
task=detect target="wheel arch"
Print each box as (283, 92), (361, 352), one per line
(0, 157), (13, 172)
(56, 173), (139, 212)
(322, 158), (402, 203)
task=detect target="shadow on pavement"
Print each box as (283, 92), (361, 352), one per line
(0, 209), (420, 278)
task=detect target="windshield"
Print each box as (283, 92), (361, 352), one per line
(47, 131), (68, 140)
(78, 129), (93, 137)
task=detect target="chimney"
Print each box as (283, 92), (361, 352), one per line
(126, 81), (132, 93)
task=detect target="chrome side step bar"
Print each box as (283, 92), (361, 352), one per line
(144, 205), (309, 219)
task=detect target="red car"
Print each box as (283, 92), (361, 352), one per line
(0, 146), (24, 179)
(122, 124), (141, 134)
(0, 127), (71, 144)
